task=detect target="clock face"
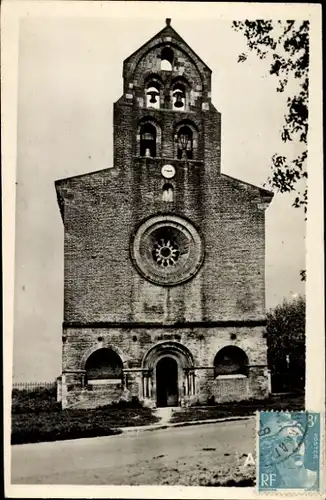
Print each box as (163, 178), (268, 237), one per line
(161, 164), (176, 179)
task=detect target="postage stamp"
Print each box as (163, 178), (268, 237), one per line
(257, 411), (321, 492)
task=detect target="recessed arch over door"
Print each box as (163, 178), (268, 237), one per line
(142, 341), (195, 406)
(142, 340), (194, 370)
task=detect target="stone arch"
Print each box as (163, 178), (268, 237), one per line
(213, 346), (249, 377)
(144, 72), (164, 88)
(142, 340), (194, 370)
(80, 344), (128, 371)
(171, 76), (191, 112)
(174, 118), (199, 134)
(160, 46), (174, 71)
(130, 42), (205, 91)
(137, 117), (162, 157)
(144, 73), (164, 109)
(141, 341), (196, 405)
(84, 348), (123, 381)
(174, 119), (198, 160)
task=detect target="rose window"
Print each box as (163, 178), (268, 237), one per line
(131, 215), (203, 286)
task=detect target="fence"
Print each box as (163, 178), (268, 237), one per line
(12, 381), (57, 391)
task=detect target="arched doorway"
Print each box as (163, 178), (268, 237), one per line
(156, 357), (178, 407)
(142, 341), (195, 406)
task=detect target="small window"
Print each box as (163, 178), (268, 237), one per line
(162, 183), (174, 202)
(160, 47), (173, 71)
(177, 126), (193, 160)
(140, 123), (156, 157)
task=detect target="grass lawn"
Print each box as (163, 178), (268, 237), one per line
(11, 388), (160, 445)
(170, 393), (304, 424)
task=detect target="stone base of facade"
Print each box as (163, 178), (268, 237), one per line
(60, 323), (269, 409)
(61, 367), (269, 409)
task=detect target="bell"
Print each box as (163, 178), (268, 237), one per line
(174, 92), (184, 108)
(148, 90), (158, 104)
(145, 148), (151, 157)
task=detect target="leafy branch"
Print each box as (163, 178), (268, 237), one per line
(232, 20), (309, 214)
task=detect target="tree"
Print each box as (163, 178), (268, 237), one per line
(232, 21), (309, 215)
(265, 296), (305, 392)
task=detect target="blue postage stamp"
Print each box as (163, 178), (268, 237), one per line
(257, 411), (321, 491)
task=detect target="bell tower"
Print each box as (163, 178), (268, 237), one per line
(113, 18), (221, 176)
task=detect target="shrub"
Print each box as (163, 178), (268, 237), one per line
(11, 387), (60, 414)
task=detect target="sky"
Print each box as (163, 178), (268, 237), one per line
(12, 14), (306, 382)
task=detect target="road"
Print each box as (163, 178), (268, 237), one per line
(11, 418), (255, 485)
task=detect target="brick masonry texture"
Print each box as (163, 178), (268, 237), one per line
(56, 21), (273, 409)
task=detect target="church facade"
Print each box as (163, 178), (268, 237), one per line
(55, 19), (273, 409)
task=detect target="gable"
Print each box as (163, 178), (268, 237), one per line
(123, 20), (211, 91)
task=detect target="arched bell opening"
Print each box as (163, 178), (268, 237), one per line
(173, 83), (186, 110)
(144, 75), (163, 110)
(171, 76), (190, 111)
(177, 125), (193, 160)
(146, 86), (160, 109)
(174, 120), (198, 161)
(140, 122), (157, 157)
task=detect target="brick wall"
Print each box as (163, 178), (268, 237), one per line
(57, 165), (268, 323)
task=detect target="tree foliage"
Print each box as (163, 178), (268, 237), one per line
(232, 20), (309, 213)
(265, 296), (305, 392)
